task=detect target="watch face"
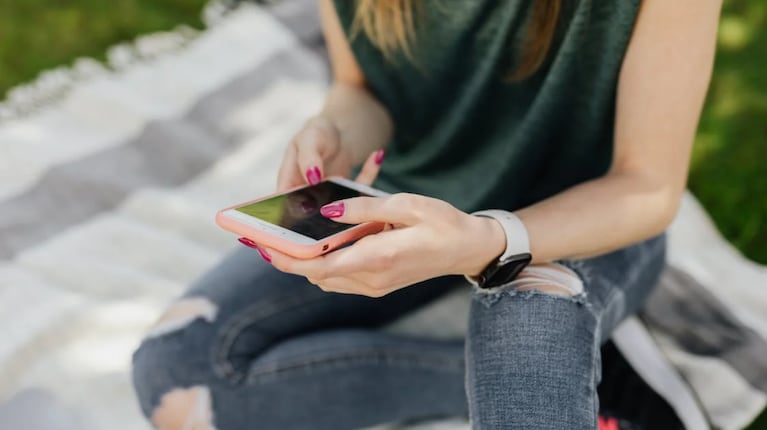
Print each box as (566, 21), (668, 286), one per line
(479, 253), (532, 289)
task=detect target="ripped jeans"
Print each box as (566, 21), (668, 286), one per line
(132, 234), (665, 430)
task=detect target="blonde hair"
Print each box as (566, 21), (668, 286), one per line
(352, 0), (562, 81)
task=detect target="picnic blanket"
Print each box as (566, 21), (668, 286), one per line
(0, 1), (765, 429)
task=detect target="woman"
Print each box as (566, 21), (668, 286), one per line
(132, 0), (722, 428)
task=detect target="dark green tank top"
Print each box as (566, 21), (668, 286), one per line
(333, 1), (641, 212)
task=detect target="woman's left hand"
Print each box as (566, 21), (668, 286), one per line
(262, 193), (506, 297)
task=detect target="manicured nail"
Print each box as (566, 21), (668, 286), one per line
(320, 202), (345, 218)
(306, 166), (321, 185)
(238, 237), (258, 249)
(238, 238), (271, 263)
(255, 246), (272, 263)
(374, 149), (385, 165)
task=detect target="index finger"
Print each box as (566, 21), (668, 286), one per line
(321, 194), (420, 226)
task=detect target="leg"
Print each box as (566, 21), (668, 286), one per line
(132, 246), (467, 430)
(466, 234), (666, 429)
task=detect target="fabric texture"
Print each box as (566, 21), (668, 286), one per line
(332, 0), (640, 213)
(0, 1), (765, 429)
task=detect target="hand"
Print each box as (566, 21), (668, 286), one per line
(261, 193), (507, 297)
(276, 116), (385, 191)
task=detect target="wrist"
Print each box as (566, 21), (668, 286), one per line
(462, 215), (507, 278)
(323, 84), (392, 165)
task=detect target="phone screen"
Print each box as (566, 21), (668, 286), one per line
(235, 181), (371, 240)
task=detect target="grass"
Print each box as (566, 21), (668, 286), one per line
(0, 1), (765, 428)
(690, 0), (767, 265)
(0, 0), (207, 96)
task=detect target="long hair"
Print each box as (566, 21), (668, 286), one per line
(352, 0), (562, 81)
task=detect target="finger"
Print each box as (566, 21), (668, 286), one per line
(295, 118), (339, 186)
(354, 149), (384, 186)
(263, 231), (393, 280)
(262, 245), (321, 277)
(319, 194), (420, 226)
(313, 277), (384, 297)
(275, 144), (301, 192)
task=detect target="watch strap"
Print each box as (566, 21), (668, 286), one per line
(471, 210), (530, 259)
(464, 210), (531, 287)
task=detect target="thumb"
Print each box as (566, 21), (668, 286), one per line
(295, 118), (339, 185)
(354, 149), (384, 186)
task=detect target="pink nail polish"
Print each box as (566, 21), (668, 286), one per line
(374, 149), (385, 165)
(320, 202), (345, 218)
(238, 237), (258, 249)
(306, 166), (321, 185)
(255, 246), (272, 263)
(238, 238), (272, 263)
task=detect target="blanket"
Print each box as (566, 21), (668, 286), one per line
(1, 1), (765, 429)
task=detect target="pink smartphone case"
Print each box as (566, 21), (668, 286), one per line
(216, 182), (385, 259)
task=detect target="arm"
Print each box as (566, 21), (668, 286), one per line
(317, 0), (392, 165)
(275, 0), (392, 191)
(515, 0), (723, 263)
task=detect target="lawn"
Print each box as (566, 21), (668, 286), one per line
(690, 1), (767, 265)
(0, 1), (765, 428)
(0, 0), (207, 95)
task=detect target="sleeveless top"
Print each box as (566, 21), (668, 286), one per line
(333, 1), (641, 213)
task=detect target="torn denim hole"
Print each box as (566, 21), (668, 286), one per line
(472, 263), (588, 308)
(145, 297), (219, 339)
(151, 386), (218, 430)
(556, 258), (594, 287)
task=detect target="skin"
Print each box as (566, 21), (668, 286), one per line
(266, 0), (724, 298)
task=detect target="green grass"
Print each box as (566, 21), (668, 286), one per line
(0, 0), (207, 96)
(0, 1), (765, 428)
(690, 0), (767, 265)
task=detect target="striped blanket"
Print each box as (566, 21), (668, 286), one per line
(0, 1), (765, 429)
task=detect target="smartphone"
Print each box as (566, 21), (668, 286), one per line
(216, 177), (390, 259)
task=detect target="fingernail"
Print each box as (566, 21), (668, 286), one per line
(374, 149), (385, 165)
(320, 202), (345, 218)
(306, 166), (321, 185)
(255, 246), (272, 263)
(238, 237), (258, 249)
(238, 238), (272, 263)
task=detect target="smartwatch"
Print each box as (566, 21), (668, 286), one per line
(466, 210), (532, 289)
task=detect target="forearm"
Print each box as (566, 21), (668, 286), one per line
(514, 171), (679, 263)
(510, 0), (720, 265)
(319, 83), (393, 165)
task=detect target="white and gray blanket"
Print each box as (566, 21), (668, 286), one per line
(0, 1), (765, 429)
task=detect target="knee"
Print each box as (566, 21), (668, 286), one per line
(147, 386), (216, 430)
(467, 263), (596, 373)
(506, 263), (584, 297)
(143, 296), (219, 339)
(469, 263), (591, 334)
(132, 337), (218, 430)
(474, 262), (584, 300)
(132, 297), (221, 429)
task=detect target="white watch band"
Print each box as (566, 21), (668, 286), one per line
(472, 210), (531, 261)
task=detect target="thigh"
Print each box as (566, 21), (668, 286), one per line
(151, 246), (463, 383)
(558, 233), (667, 343)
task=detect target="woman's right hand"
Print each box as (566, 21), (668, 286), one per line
(276, 116), (385, 192)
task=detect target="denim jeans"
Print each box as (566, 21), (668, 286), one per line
(132, 234), (665, 429)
